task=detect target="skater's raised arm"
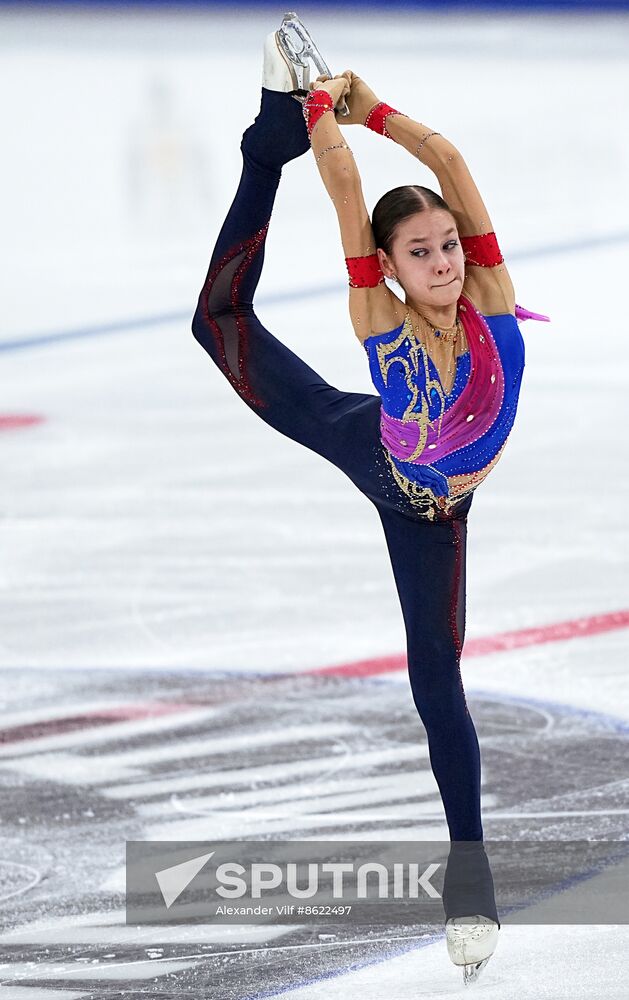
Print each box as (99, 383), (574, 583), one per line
(341, 72), (515, 317)
(303, 75), (401, 341)
(386, 116), (515, 316)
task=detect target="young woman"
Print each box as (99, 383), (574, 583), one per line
(192, 22), (547, 982)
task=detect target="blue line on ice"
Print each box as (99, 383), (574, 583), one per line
(2, 230), (629, 354)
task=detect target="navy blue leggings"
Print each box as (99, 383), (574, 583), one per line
(192, 89), (497, 921)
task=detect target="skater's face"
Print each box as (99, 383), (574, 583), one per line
(378, 209), (465, 308)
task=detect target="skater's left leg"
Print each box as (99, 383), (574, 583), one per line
(376, 505), (482, 840)
(375, 503), (499, 923)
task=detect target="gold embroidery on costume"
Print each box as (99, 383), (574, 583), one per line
(375, 312), (445, 461)
(384, 441), (508, 517)
(383, 449), (438, 520)
(374, 307), (509, 518)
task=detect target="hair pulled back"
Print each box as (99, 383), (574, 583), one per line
(372, 185), (452, 257)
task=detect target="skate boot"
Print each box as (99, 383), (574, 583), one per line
(262, 11), (349, 116)
(446, 913), (499, 986)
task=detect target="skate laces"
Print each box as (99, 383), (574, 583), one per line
(447, 916), (496, 940)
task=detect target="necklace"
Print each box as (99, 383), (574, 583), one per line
(422, 312), (461, 343)
(406, 307), (461, 393)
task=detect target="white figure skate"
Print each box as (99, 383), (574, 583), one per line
(262, 11), (349, 117)
(446, 914), (499, 985)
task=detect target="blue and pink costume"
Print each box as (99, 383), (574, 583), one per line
(363, 298), (546, 516)
(191, 87), (547, 922)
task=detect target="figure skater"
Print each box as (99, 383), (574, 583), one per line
(191, 15), (548, 983)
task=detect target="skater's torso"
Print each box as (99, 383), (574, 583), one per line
(362, 294), (525, 516)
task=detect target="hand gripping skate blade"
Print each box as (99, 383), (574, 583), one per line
(463, 958), (489, 985)
(275, 12), (349, 116)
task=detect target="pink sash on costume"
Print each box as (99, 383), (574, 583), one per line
(515, 304), (550, 323)
(379, 295), (504, 465)
(380, 298), (550, 465)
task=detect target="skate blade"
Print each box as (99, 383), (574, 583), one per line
(276, 11), (349, 116)
(463, 958), (489, 985)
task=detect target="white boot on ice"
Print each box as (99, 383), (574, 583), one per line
(446, 913), (499, 985)
(262, 11), (348, 115)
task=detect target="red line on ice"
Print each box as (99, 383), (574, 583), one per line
(2, 612), (627, 745)
(0, 702), (198, 745)
(307, 608), (629, 678)
(0, 414), (45, 431)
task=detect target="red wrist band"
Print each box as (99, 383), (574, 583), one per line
(364, 101), (407, 140)
(460, 233), (504, 268)
(303, 89), (334, 139)
(345, 253), (385, 288)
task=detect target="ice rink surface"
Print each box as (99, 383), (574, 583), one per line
(1, 4), (628, 997)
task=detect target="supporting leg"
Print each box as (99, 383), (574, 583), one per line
(375, 504), (498, 921)
(377, 506), (482, 840)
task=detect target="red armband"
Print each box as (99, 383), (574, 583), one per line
(364, 101), (407, 140)
(460, 232), (504, 268)
(345, 253), (385, 288)
(303, 89), (334, 139)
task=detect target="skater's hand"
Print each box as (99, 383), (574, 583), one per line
(309, 73), (350, 113)
(332, 70), (382, 125)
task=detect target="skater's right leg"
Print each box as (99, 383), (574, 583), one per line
(192, 87), (364, 466)
(192, 38), (457, 512)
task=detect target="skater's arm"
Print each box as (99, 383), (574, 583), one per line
(384, 115), (515, 315)
(306, 79), (401, 341)
(340, 72), (515, 316)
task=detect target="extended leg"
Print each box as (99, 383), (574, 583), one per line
(192, 88), (374, 466)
